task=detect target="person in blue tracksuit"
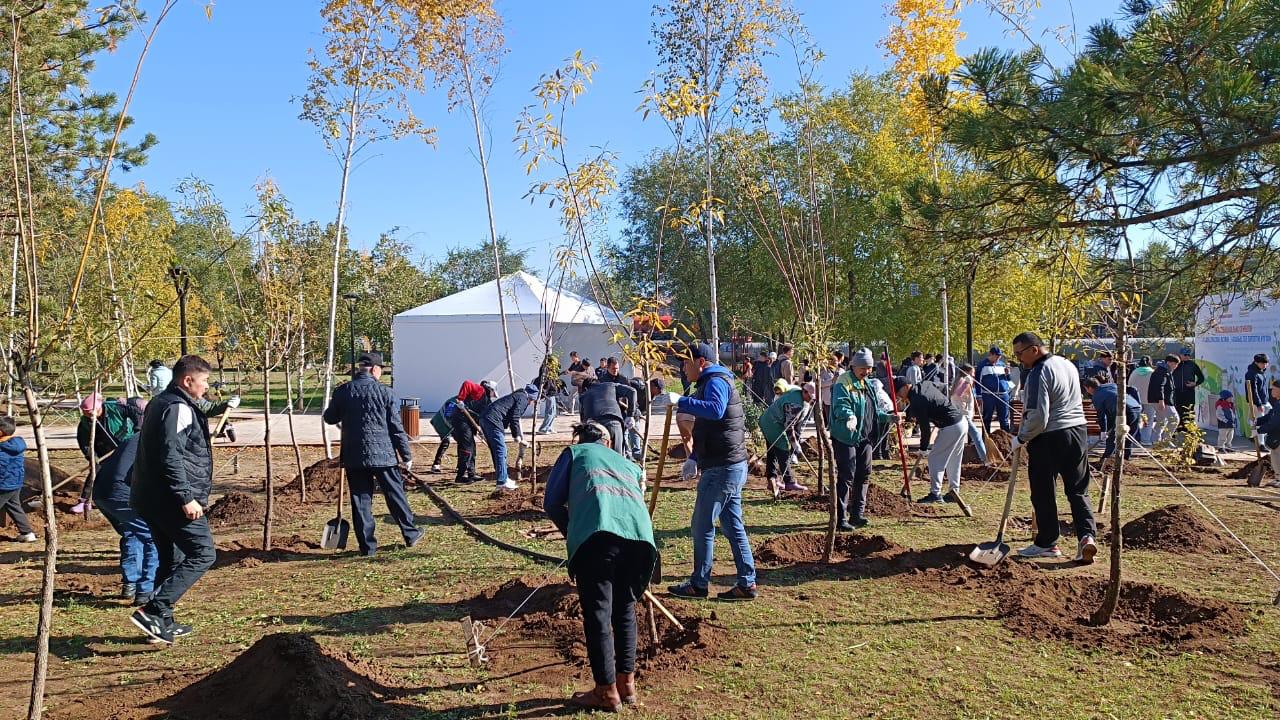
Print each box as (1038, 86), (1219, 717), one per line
(974, 346), (1013, 433)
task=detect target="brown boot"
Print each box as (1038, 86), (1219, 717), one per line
(569, 684), (621, 713)
(615, 672), (638, 705)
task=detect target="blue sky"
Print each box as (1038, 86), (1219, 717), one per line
(91, 1), (1119, 274)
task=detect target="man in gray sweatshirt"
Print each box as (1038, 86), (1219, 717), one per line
(1009, 331), (1097, 564)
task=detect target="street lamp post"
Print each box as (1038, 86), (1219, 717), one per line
(169, 266), (191, 356)
(342, 292), (360, 373)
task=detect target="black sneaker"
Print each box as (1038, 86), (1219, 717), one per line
(717, 584), (758, 601)
(455, 475), (480, 485)
(915, 492), (945, 504)
(130, 608), (174, 645)
(120, 583), (136, 599)
(167, 621), (193, 639)
(405, 532), (422, 549)
(837, 521), (856, 532)
(851, 517), (870, 529)
(133, 592), (153, 607)
(667, 582), (708, 599)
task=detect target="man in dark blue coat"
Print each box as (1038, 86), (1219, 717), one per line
(480, 384), (537, 490)
(323, 352), (420, 557)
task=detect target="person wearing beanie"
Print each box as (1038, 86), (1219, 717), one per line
(758, 380), (814, 496)
(829, 348), (894, 529)
(322, 352), (420, 557)
(479, 384), (537, 490)
(665, 341), (757, 601)
(1215, 389), (1237, 452)
(72, 392), (144, 514)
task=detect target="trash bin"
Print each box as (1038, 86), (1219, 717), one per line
(400, 397), (420, 440)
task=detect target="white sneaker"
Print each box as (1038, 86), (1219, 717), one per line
(501, 480), (518, 491)
(430, 464), (442, 473)
(1075, 536), (1098, 564)
(18, 532), (37, 543)
(1016, 543), (1062, 559)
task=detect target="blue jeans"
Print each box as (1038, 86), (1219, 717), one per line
(964, 416), (988, 463)
(981, 393), (1011, 433)
(689, 461), (756, 590)
(94, 495), (159, 593)
(483, 425), (509, 485)
(537, 396), (557, 434)
(626, 426), (643, 461)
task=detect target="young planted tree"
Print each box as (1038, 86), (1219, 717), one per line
(651, 0), (801, 363)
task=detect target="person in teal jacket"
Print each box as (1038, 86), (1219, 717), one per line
(829, 348), (895, 529)
(758, 380), (815, 495)
(543, 421), (657, 712)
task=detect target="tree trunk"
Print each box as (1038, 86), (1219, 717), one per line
(82, 379), (100, 522)
(701, 6), (720, 364)
(1091, 314), (1127, 625)
(940, 280), (950, 385)
(320, 49), (366, 460)
(104, 240), (137, 398)
(262, 349), (273, 551)
(285, 353), (305, 503)
(22, 384), (57, 720)
(460, 48), (516, 392)
(4, 231), (16, 417)
(819, 394), (838, 563)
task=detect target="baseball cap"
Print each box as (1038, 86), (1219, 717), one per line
(988, 346), (1002, 355)
(357, 352), (384, 367)
(687, 342), (715, 360)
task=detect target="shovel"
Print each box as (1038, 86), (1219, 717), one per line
(1249, 422), (1265, 488)
(320, 468), (349, 550)
(969, 446), (1022, 566)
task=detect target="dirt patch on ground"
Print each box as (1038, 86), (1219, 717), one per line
(796, 483), (946, 518)
(960, 464), (1009, 483)
(24, 456), (77, 492)
(278, 457), (344, 502)
(995, 575), (1251, 651)
(479, 489), (546, 520)
(755, 532), (898, 565)
(464, 577), (723, 678)
(987, 428), (1014, 457)
(1229, 458), (1276, 481)
(207, 492), (264, 528)
(102, 632), (410, 720)
(214, 534), (325, 569)
(1119, 504), (1236, 554)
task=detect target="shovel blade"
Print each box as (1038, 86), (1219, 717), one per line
(321, 517), (349, 550)
(1249, 465), (1264, 488)
(969, 540), (1009, 567)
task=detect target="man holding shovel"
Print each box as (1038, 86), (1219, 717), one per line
(322, 352), (420, 557)
(894, 378), (968, 507)
(830, 348), (895, 530)
(479, 384), (537, 491)
(758, 380), (814, 495)
(543, 421), (656, 712)
(1008, 332), (1098, 563)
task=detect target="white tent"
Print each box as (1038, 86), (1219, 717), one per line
(391, 271), (630, 411)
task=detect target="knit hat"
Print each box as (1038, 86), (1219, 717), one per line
(524, 383), (540, 399)
(850, 347), (875, 368)
(79, 393), (103, 414)
(801, 381), (816, 397)
(1219, 390), (1233, 400)
(773, 379), (794, 393)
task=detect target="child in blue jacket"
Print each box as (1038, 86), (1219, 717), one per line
(0, 416), (36, 543)
(1214, 390), (1237, 451)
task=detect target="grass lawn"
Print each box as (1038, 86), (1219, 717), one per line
(0, 444), (1276, 719)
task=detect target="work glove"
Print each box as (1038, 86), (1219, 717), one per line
(667, 391), (683, 406)
(845, 416), (858, 434)
(403, 458), (414, 474)
(227, 395), (241, 409)
(681, 458), (698, 480)
(1010, 436), (1022, 453)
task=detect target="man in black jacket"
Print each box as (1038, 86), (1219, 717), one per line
(1147, 355), (1180, 446)
(1171, 347), (1205, 432)
(895, 380), (967, 506)
(1245, 353), (1270, 425)
(129, 355), (231, 644)
(481, 385), (536, 490)
(749, 351), (773, 407)
(322, 352), (420, 557)
(578, 377), (638, 457)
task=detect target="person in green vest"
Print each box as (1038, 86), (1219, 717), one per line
(829, 348), (896, 529)
(428, 395), (458, 473)
(72, 393), (144, 514)
(543, 421), (657, 712)
(759, 380), (815, 496)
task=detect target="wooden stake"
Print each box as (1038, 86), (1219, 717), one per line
(647, 405), (675, 516)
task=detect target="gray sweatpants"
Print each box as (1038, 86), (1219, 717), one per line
(928, 420), (967, 495)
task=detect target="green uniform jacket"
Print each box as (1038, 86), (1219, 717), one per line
(829, 371), (892, 446)
(759, 388), (805, 452)
(429, 396), (457, 438)
(565, 443), (657, 568)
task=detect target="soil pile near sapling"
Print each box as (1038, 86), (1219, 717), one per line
(464, 577), (723, 675)
(960, 464), (1009, 483)
(145, 632), (407, 720)
(755, 532), (898, 565)
(995, 575), (1250, 651)
(796, 483), (944, 518)
(1119, 504), (1236, 555)
(987, 428), (1014, 458)
(206, 492), (264, 528)
(214, 534), (323, 569)
(1229, 458), (1276, 481)
(481, 489), (546, 520)
(278, 457), (344, 502)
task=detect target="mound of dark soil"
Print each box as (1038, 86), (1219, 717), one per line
(987, 428), (1014, 458)
(149, 632), (406, 719)
(207, 492), (264, 528)
(214, 534), (324, 569)
(960, 464), (1009, 483)
(1229, 458), (1276, 481)
(278, 457), (344, 502)
(755, 532), (899, 565)
(1119, 504), (1235, 554)
(995, 575), (1249, 651)
(24, 457), (75, 492)
(464, 578), (723, 676)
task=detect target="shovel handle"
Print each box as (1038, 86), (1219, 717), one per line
(993, 446), (1022, 544)
(648, 404), (675, 517)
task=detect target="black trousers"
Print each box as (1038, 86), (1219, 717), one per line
(918, 415), (933, 451)
(765, 445), (793, 483)
(833, 437), (873, 523)
(141, 511), (216, 620)
(1103, 408), (1141, 460)
(432, 434), (451, 466)
(1027, 425), (1097, 548)
(347, 466), (420, 555)
(451, 419), (477, 480)
(1175, 392), (1196, 431)
(0, 488), (33, 534)
(572, 533), (648, 686)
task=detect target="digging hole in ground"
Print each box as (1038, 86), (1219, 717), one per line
(464, 577), (723, 679)
(213, 534), (324, 569)
(797, 483), (946, 518)
(995, 575), (1251, 652)
(1229, 458), (1276, 481)
(480, 487), (546, 519)
(96, 632), (411, 720)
